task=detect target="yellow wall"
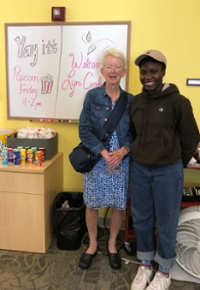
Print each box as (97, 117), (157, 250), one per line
(1, 1), (200, 196)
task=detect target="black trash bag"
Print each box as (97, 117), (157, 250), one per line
(53, 192), (87, 250)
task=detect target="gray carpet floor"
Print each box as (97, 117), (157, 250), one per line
(0, 229), (200, 290)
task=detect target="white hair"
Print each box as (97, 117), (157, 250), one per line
(100, 48), (127, 70)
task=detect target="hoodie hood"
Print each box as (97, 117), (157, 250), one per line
(141, 83), (180, 100)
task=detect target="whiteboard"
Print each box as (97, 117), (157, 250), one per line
(5, 22), (131, 121)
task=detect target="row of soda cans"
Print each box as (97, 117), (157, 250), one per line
(1, 146), (45, 166)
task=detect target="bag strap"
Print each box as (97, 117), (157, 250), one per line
(102, 91), (128, 143)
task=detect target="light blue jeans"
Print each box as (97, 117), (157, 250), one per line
(130, 159), (183, 269)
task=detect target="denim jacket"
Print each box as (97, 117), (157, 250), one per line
(79, 84), (134, 155)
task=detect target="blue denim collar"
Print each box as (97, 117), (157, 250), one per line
(101, 82), (123, 98)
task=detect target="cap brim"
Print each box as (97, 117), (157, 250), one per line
(134, 55), (148, 66)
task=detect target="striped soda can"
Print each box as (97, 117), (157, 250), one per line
(24, 146), (30, 162)
(31, 147), (37, 163)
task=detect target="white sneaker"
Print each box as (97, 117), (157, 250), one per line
(146, 272), (171, 290)
(131, 266), (153, 290)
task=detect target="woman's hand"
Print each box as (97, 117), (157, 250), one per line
(100, 147), (128, 168)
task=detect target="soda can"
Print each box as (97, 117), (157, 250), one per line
(36, 151), (42, 166)
(20, 148), (26, 165)
(13, 149), (20, 166)
(17, 146), (23, 150)
(27, 149), (34, 164)
(24, 146), (30, 161)
(24, 146), (30, 150)
(1, 148), (8, 166)
(39, 147), (45, 162)
(8, 148), (13, 163)
(31, 147), (37, 162)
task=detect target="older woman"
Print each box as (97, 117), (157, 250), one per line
(78, 48), (133, 270)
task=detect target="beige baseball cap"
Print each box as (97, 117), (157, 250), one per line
(135, 49), (167, 66)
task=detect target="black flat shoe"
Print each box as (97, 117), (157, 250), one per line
(108, 251), (121, 270)
(79, 250), (97, 270)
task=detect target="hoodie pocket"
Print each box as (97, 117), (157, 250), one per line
(132, 135), (170, 165)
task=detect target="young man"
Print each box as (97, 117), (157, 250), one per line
(130, 49), (199, 290)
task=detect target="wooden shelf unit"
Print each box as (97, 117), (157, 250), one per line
(0, 152), (63, 253)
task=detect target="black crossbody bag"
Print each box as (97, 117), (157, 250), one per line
(68, 91), (128, 173)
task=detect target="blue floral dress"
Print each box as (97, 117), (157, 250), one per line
(83, 104), (130, 210)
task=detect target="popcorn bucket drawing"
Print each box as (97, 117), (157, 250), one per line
(41, 74), (54, 94)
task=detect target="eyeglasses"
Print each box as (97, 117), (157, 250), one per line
(104, 65), (123, 71)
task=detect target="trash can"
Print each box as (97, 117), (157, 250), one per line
(53, 191), (87, 250)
